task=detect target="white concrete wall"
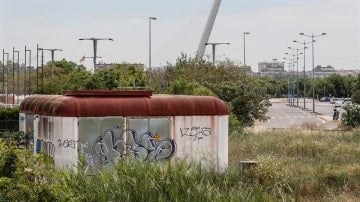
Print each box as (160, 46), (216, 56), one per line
(28, 114), (228, 171)
(35, 116), (78, 169)
(19, 113), (26, 134)
(171, 115), (228, 171)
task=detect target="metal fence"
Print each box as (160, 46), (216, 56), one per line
(0, 119), (19, 132)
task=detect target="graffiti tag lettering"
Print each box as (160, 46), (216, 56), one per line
(36, 139), (55, 157)
(180, 126), (211, 142)
(82, 128), (176, 167)
(58, 139), (79, 149)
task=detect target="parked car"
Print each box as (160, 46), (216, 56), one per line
(330, 98), (342, 104)
(334, 100), (343, 108)
(320, 97), (330, 102)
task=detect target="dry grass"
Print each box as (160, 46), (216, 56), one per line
(229, 129), (360, 201)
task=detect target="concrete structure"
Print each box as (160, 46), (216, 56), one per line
(19, 90), (229, 172)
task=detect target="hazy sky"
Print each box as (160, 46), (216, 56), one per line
(1, 0), (359, 72)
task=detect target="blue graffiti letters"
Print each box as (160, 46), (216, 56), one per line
(36, 139), (55, 157)
(87, 129), (176, 166)
(125, 129), (176, 162)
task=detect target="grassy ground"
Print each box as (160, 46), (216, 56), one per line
(1, 129), (359, 201)
(229, 129), (360, 201)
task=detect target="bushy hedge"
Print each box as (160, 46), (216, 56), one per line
(341, 103), (360, 128)
(0, 107), (19, 120)
(0, 107), (19, 132)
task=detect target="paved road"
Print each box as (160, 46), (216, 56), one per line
(287, 98), (345, 120)
(260, 102), (325, 129)
(256, 98), (340, 130)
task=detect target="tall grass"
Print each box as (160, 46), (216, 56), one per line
(230, 129), (360, 201)
(50, 160), (276, 201)
(1, 129), (359, 201)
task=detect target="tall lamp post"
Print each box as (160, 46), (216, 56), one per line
(284, 53), (295, 106)
(243, 32), (250, 75)
(288, 47), (303, 107)
(283, 56), (291, 105)
(293, 40), (311, 109)
(299, 32), (326, 113)
(12, 48), (19, 104)
(39, 48), (62, 94)
(24, 46), (31, 96)
(79, 37), (113, 72)
(2, 50), (9, 103)
(148, 17), (157, 86)
(205, 42), (230, 68)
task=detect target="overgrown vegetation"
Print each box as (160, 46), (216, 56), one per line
(1, 129), (359, 201)
(2, 54), (359, 200)
(342, 103), (360, 128)
(4, 54), (359, 126)
(0, 107), (19, 132)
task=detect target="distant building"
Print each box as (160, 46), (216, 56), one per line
(314, 65), (336, 78)
(258, 61), (286, 78)
(337, 69), (360, 77)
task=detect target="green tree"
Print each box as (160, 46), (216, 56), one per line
(52, 59), (77, 74)
(85, 69), (119, 90)
(342, 103), (360, 128)
(207, 80), (271, 127)
(166, 78), (214, 96)
(325, 74), (348, 97)
(64, 68), (92, 90)
(351, 75), (360, 104)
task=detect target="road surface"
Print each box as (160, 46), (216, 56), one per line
(256, 98), (340, 130)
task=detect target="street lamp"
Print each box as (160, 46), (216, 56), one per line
(204, 42), (230, 68)
(283, 56), (292, 105)
(78, 37), (114, 71)
(2, 50), (9, 103)
(12, 48), (19, 104)
(285, 52), (296, 106)
(243, 32), (250, 75)
(293, 40), (311, 109)
(148, 17), (157, 86)
(288, 47), (303, 107)
(36, 45), (47, 94)
(24, 46), (31, 96)
(80, 56), (102, 62)
(299, 32), (326, 113)
(38, 48), (62, 94)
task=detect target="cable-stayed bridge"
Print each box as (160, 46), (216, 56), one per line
(152, 0), (221, 67)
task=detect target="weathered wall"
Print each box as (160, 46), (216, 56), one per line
(21, 114), (228, 171)
(172, 115), (228, 171)
(34, 116), (78, 169)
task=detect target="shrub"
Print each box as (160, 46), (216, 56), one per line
(0, 107), (19, 120)
(351, 90), (360, 104)
(341, 103), (360, 128)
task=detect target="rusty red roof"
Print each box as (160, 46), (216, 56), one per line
(20, 91), (228, 117)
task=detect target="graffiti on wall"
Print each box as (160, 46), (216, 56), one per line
(58, 139), (79, 149)
(81, 128), (176, 167)
(36, 138), (79, 157)
(180, 126), (211, 142)
(36, 139), (55, 157)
